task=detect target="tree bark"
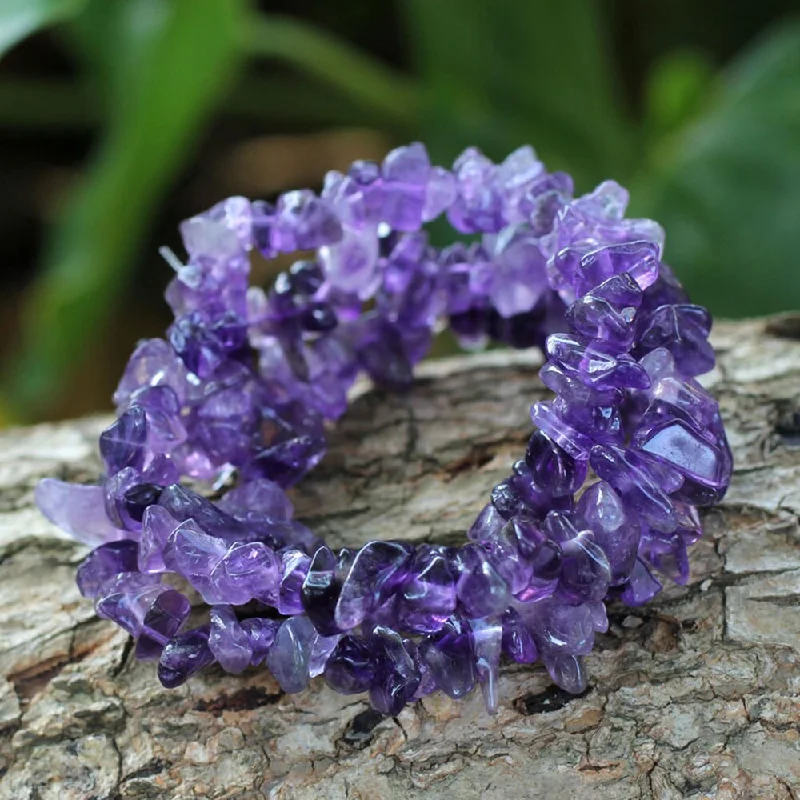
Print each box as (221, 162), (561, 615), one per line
(1, 316), (800, 800)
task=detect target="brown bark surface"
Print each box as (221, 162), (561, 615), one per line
(1, 317), (800, 799)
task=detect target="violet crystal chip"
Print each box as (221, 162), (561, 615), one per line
(36, 142), (732, 715)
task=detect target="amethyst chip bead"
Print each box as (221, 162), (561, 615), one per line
(37, 140), (732, 717)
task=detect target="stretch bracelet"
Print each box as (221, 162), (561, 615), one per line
(36, 143), (732, 716)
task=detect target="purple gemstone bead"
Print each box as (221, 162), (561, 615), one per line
(369, 626), (420, 715)
(620, 558), (662, 605)
(158, 625), (215, 688)
(76, 541), (140, 598)
(241, 617), (280, 665)
(455, 544), (510, 619)
(138, 505), (178, 574)
(135, 589), (191, 661)
(418, 615), (475, 700)
(638, 304), (714, 378)
(99, 405), (148, 475)
(209, 606), (253, 673)
(335, 541), (412, 630)
(265, 615), (317, 693)
(301, 546), (354, 636)
(324, 634), (375, 695)
(471, 616), (502, 713)
(396, 545), (457, 633)
(501, 607), (537, 663)
(36, 479), (125, 546)
(576, 481), (638, 585)
(278, 549), (311, 614)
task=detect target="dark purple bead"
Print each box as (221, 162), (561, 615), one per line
(158, 625), (215, 688)
(99, 405), (147, 475)
(301, 546), (353, 636)
(135, 589), (191, 661)
(501, 607), (537, 663)
(122, 483), (163, 525)
(525, 430), (587, 498)
(324, 634), (376, 695)
(369, 626), (421, 715)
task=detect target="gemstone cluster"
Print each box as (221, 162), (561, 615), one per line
(36, 143), (732, 715)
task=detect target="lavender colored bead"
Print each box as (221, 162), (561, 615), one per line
(447, 148), (505, 234)
(381, 142), (430, 231)
(158, 625), (215, 688)
(620, 558), (662, 606)
(529, 401), (592, 459)
(265, 615), (317, 693)
(36, 478), (125, 546)
(335, 541), (412, 630)
(130, 385), (187, 453)
(163, 519), (226, 580)
(483, 226), (549, 317)
(455, 544), (510, 619)
(422, 166), (457, 221)
(113, 338), (190, 408)
(546, 334), (650, 391)
(550, 240), (658, 302)
(633, 406), (730, 501)
(209, 606), (252, 673)
(76, 541), (140, 598)
(139, 505), (178, 574)
(324, 635), (375, 694)
(270, 190), (342, 251)
(482, 522), (532, 596)
(278, 549), (311, 614)
(309, 633), (342, 678)
(471, 616), (503, 713)
(241, 617), (280, 665)
(520, 598), (594, 658)
(215, 541), (280, 606)
(545, 654), (588, 694)
(217, 478), (293, 520)
(158, 484), (245, 541)
(639, 530), (690, 585)
(565, 272), (642, 349)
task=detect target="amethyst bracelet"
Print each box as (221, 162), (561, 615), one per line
(35, 143), (732, 715)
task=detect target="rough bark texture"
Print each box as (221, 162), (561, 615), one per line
(2, 316), (800, 800)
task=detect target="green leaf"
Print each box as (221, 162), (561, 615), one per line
(402, 0), (634, 188)
(0, 0), (86, 58)
(634, 20), (800, 317)
(642, 49), (717, 141)
(4, 0), (247, 417)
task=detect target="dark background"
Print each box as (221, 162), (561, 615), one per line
(1, 0), (799, 426)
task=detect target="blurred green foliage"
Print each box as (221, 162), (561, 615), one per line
(0, 0), (799, 422)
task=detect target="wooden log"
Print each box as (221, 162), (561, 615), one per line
(1, 316), (800, 799)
